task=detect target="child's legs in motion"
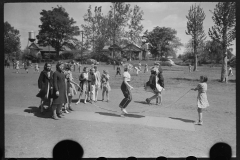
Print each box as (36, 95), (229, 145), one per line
(119, 87), (132, 109)
(148, 93), (158, 101)
(156, 93), (162, 105)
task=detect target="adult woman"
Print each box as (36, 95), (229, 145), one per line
(119, 65), (134, 116)
(36, 63), (54, 113)
(51, 61), (67, 120)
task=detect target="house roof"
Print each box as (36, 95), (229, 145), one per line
(28, 42), (67, 52)
(122, 43), (143, 52)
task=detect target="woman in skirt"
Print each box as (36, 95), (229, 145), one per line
(51, 61), (67, 120)
(36, 63), (54, 113)
(119, 65), (134, 116)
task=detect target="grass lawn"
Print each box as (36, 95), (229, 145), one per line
(4, 61), (236, 158)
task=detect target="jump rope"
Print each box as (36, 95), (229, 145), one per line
(89, 83), (192, 114)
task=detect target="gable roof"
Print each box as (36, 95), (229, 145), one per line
(28, 42), (67, 52)
(28, 43), (42, 50)
(122, 43), (143, 52)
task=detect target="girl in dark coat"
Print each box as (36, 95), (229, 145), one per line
(145, 67), (164, 105)
(51, 61), (67, 120)
(36, 63), (54, 113)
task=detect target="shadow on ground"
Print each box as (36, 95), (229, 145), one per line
(134, 101), (149, 105)
(95, 111), (145, 118)
(170, 78), (199, 81)
(24, 106), (52, 118)
(169, 117), (195, 123)
(211, 79), (236, 83)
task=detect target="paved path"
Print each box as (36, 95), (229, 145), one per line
(5, 105), (195, 132)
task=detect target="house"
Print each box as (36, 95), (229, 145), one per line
(28, 42), (68, 59)
(122, 43), (144, 61)
(101, 44), (122, 58)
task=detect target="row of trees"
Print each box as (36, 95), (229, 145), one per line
(36, 3), (182, 60)
(4, 2), (235, 82)
(183, 2), (235, 82)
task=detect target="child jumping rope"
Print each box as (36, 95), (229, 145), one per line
(191, 75), (209, 125)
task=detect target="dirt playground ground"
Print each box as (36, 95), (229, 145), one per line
(4, 63), (236, 158)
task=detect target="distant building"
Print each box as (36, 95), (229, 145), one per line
(101, 44), (122, 58)
(122, 43), (143, 61)
(28, 42), (68, 59)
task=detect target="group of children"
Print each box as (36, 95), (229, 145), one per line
(35, 60), (235, 125)
(74, 65), (111, 104)
(13, 60), (39, 73)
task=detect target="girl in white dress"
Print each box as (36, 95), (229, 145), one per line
(191, 76), (209, 125)
(94, 66), (101, 102)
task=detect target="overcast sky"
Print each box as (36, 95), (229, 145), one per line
(4, 2), (236, 55)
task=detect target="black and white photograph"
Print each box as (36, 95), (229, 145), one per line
(4, 2), (236, 159)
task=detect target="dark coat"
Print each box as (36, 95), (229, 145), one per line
(52, 70), (67, 105)
(36, 70), (54, 99)
(148, 74), (157, 90)
(157, 72), (164, 88)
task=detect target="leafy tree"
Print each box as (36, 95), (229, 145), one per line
(37, 6), (80, 59)
(186, 4), (206, 71)
(208, 2), (236, 82)
(4, 21), (21, 58)
(125, 5), (144, 45)
(144, 27), (182, 60)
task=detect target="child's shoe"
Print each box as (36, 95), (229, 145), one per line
(146, 98), (150, 104)
(194, 120), (203, 125)
(122, 108), (128, 114)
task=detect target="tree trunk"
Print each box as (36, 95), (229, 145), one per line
(221, 51), (228, 83)
(193, 41), (198, 71)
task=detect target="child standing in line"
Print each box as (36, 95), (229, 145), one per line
(88, 68), (96, 103)
(65, 64), (80, 112)
(76, 67), (89, 104)
(191, 75), (209, 125)
(101, 70), (111, 102)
